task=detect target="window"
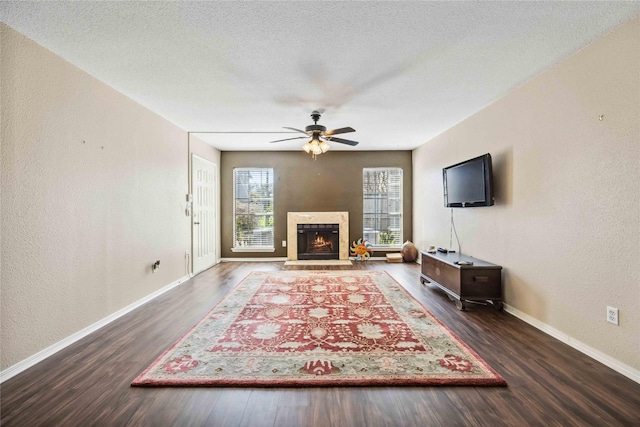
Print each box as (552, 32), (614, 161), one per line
(233, 168), (274, 251)
(363, 168), (403, 247)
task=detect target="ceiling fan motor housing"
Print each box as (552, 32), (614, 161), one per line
(305, 124), (326, 133)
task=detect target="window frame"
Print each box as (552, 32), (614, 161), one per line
(231, 167), (275, 253)
(362, 167), (403, 249)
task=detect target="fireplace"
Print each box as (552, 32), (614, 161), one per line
(297, 224), (339, 260)
(287, 212), (349, 261)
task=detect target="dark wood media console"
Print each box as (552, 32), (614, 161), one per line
(420, 251), (503, 311)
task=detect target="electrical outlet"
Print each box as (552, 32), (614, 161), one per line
(185, 250), (190, 258)
(606, 306), (619, 325)
(282, 240), (287, 248)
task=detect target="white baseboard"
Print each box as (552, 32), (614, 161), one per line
(0, 275), (190, 384)
(504, 303), (640, 384)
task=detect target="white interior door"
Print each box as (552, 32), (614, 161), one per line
(192, 155), (216, 274)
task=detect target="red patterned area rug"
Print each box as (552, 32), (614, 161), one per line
(132, 271), (506, 387)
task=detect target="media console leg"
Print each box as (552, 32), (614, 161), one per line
(455, 300), (466, 311)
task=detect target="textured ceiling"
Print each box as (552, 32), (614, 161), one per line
(1, 1), (639, 151)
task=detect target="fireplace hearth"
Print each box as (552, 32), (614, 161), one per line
(297, 224), (339, 260)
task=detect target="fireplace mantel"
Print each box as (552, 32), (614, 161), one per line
(287, 212), (349, 261)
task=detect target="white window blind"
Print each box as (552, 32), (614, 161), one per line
(233, 168), (274, 249)
(363, 168), (403, 247)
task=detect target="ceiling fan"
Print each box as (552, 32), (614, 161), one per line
(269, 110), (358, 158)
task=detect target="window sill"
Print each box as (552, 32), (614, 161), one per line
(371, 246), (402, 251)
(231, 247), (276, 253)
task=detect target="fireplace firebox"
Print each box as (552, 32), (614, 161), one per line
(297, 224), (340, 260)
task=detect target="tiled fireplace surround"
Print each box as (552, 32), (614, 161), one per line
(287, 212), (349, 261)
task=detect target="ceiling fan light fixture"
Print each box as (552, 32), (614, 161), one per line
(302, 141), (313, 153)
(319, 140), (330, 153)
(311, 140), (323, 156)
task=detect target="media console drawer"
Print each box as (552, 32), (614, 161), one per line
(420, 251), (503, 311)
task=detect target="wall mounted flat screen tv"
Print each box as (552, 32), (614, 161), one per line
(443, 153), (494, 207)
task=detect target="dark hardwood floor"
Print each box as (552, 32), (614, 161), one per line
(2, 261), (639, 426)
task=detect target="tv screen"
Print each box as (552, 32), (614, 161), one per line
(443, 153), (494, 207)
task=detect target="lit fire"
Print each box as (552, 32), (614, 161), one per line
(310, 234), (333, 253)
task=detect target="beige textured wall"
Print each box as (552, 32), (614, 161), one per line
(190, 135), (221, 166)
(1, 24), (191, 370)
(413, 18), (639, 372)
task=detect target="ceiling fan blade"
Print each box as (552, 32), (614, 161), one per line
(283, 127), (309, 135)
(269, 136), (309, 143)
(326, 136), (359, 146)
(324, 127), (355, 136)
